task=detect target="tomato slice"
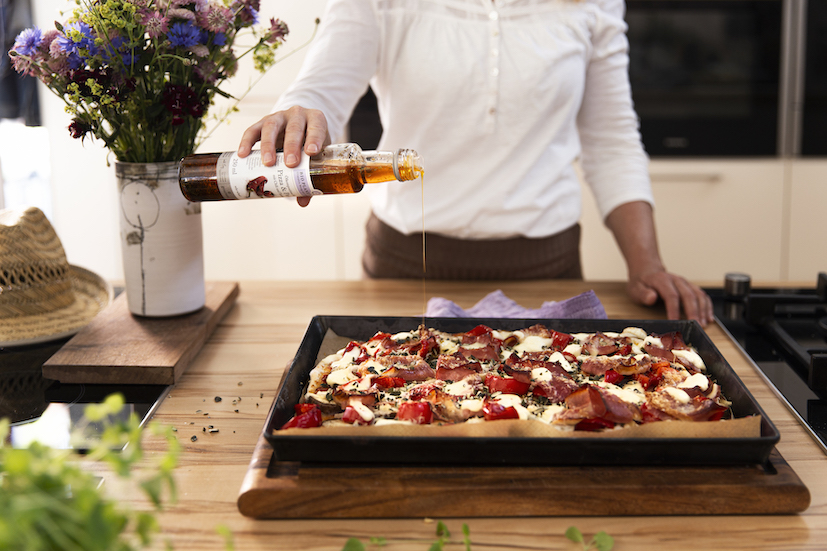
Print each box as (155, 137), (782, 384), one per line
(482, 401), (520, 421)
(484, 373), (530, 395)
(397, 401), (433, 424)
(280, 403), (322, 429)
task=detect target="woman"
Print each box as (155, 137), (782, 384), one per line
(238, 0), (713, 324)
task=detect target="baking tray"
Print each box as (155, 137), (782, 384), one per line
(263, 317), (780, 466)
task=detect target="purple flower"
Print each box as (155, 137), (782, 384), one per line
(265, 18), (288, 45)
(162, 83), (207, 125)
(68, 118), (92, 139)
(167, 21), (202, 48)
(232, 0), (259, 26)
(197, 5), (233, 34)
(138, 11), (170, 39)
(168, 8), (195, 21)
(12, 27), (43, 57)
(194, 59), (218, 82)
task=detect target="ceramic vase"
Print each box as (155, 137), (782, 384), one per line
(115, 161), (205, 317)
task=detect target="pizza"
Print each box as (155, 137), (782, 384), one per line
(278, 324), (731, 431)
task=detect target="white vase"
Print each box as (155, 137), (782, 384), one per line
(115, 161), (205, 317)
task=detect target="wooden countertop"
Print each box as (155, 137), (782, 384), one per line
(130, 280), (825, 550)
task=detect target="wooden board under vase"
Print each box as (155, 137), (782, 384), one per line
(42, 281), (239, 385)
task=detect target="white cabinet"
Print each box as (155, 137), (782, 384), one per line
(579, 159), (787, 283)
(788, 160), (827, 281)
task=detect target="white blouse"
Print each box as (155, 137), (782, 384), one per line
(275, 0), (654, 239)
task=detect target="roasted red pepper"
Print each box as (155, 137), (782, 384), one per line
(397, 401), (433, 424)
(280, 403), (322, 429)
(482, 400), (520, 421)
(484, 373), (530, 395)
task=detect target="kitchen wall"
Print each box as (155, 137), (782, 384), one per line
(31, 1), (823, 285)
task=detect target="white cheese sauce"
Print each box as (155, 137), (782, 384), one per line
(444, 379), (475, 397)
(673, 349), (706, 371)
(679, 372), (710, 391)
(664, 386), (691, 404)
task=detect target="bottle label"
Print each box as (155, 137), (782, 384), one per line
(216, 151), (316, 199)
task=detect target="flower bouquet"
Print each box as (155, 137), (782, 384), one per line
(8, 0), (289, 162)
(8, 0), (298, 317)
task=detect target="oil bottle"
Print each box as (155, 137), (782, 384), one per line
(178, 143), (424, 201)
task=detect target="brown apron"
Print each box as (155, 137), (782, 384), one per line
(362, 212), (583, 280)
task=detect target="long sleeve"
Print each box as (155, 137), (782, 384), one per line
(273, 0), (381, 142)
(577, 0), (653, 221)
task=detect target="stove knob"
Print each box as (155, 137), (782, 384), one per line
(724, 272), (751, 299)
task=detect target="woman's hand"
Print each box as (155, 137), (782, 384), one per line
(237, 106), (331, 206)
(605, 201), (714, 325)
(626, 268), (713, 325)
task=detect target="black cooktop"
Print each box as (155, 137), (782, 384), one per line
(708, 275), (827, 455)
(1, 336), (169, 451)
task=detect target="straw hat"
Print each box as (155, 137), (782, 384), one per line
(0, 207), (112, 347)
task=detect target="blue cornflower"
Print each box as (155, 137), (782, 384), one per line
(102, 36), (137, 67)
(167, 22), (202, 48)
(13, 27), (43, 57)
(57, 22), (97, 57)
(199, 30), (226, 46)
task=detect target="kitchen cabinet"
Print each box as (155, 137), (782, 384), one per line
(579, 159), (788, 282)
(788, 160), (827, 281)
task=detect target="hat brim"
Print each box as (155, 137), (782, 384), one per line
(0, 266), (113, 348)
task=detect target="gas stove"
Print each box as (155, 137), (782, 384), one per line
(708, 273), (827, 454)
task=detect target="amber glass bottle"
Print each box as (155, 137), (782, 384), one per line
(178, 143), (424, 201)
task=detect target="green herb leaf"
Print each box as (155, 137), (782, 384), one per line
(216, 524), (235, 551)
(436, 520), (451, 540)
(341, 538), (367, 551)
(565, 526), (585, 544)
(592, 531), (615, 551)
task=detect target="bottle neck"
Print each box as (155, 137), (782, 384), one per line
(363, 149), (424, 182)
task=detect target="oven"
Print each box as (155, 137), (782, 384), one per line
(625, 0), (785, 157)
(708, 273), (827, 454)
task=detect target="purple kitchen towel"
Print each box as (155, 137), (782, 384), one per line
(425, 289), (607, 319)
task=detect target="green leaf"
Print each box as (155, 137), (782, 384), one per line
(462, 523), (472, 551)
(435, 520), (451, 539)
(216, 524), (235, 550)
(369, 536), (387, 546)
(427, 543), (444, 551)
(341, 538), (367, 551)
(592, 531), (615, 551)
(565, 526), (584, 544)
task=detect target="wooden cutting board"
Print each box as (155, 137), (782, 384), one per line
(237, 433), (810, 518)
(42, 281), (239, 385)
